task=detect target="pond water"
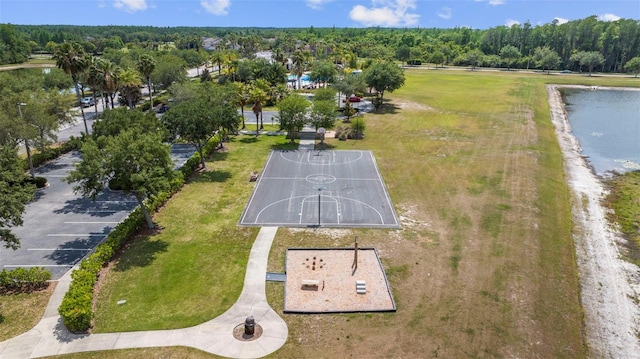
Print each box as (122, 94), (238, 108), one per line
(563, 88), (640, 176)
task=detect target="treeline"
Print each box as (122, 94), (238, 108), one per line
(1, 16), (639, 72)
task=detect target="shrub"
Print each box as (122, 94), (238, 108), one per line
(23, 176), (48, 188)
(0, 267), (51, 292)
(351, 118), (365, 139)
(26, 136), (82, 171)
(335, 120), (365, 140)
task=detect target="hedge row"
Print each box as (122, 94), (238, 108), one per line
(24, 136), (83, 171)
(0, 267), (52, 293)
(58, 136), (220, 333)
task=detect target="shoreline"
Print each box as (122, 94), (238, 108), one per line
(547, 84), (640, 358)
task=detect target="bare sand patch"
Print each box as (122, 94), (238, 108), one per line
(547, 84), (640, 358)
(283, 248), (395, 313)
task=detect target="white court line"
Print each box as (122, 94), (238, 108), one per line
(28, 248), (90, 251)
(368, 151), (400, 227)
(63, 221), (120, 224)
(240, 150), (275, 223)
(46, 234), (106, 238)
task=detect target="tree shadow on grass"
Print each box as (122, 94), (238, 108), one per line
(271, 142), (301, 151)
(113, 232), (169, 272)
(209, 150), (229, 162)
(190, 169), (232, 183)
(239, 137), (259, 144)
(376, 103), (401, 115)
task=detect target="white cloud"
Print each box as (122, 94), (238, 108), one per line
(505, 19), (520, 27)
(554, 17), (569, 24)
(437, 7), (452, 20)
(598, 13), (621, 22)
(201, 0), (230, 16)
(350, 0), (419, 27)
(307, 0), (334, 10)
(113, 0), (147, 12)
(488, 0), (505, 5)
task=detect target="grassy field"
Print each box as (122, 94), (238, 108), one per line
(14, 69), (640, 358)
(91, 131), (292, 332)
(0, 284), (55, 341)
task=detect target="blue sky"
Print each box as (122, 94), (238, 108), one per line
(1, 0), (638, 29)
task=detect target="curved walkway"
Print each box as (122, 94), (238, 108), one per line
(0, 227), (287, 359)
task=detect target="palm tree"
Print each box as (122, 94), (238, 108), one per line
(210, 50), (225, 76)
(136, 54), (156, 109)
(96, 58), (118, 110)
(248, 85), (268, 134)
(117, 68), (143, 110)
(53, 42), (89, 133)
(84, 55), (102, 116)
(292, 49), (310, 90)
(231, 82), (249, 129)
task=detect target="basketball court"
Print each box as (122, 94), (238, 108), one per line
(239, 150), (400, 228)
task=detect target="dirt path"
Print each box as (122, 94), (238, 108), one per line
(547, 85), (640, 359)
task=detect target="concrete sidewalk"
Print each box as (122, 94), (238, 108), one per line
(0, 227), (287, 359)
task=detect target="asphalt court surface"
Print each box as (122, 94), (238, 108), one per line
(1, 145), (195, 280)
(240, 150), (400, 228)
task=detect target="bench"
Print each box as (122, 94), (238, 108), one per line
(301, 279), (319, 287)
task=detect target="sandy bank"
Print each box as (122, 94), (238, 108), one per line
(547, 85), (640, 358)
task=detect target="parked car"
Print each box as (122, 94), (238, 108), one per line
(343, 96), (362, 103)
(81, 97), (95, 107)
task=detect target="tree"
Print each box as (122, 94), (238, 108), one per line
(332, 73), (367, 107)
(210, 50), (225, 77)
(533, 46), (561, 74)
(309, 99), (337, 131)
(137, 54), (157, 108)
(151, 54), (187, 90)
(581, 52), (605, 76)
(162, 83), (237, 169)
(117, 68), (142, 109)
(230, 82), (249, 129)
(66, 130), (175, 229)
(309, 60), (338, 88)
(499, 45), (521, 70)
(466, 49), (484, 70)
(249, 79), (270, 131)
(314, 87), (336, 102)
(53, 42), (89, 133)
(95, 58), (118, 110)
(277, 94), (310, 143)
(0, 24), (30, 65)
(0, 145), (35, 249)
(395, 45), (411, 65)
(93, 107), (166, 139)
(625, 57), (640, 77)
(292, 49), (311, 90)
(363, 61), (405, 111)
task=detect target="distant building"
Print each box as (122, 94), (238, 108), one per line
(255, 51), (274, 63)
(202, 37), (223, 51)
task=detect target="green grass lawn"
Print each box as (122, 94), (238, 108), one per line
(91, 133), (288, 332)
(21, 69), (640, 358)
(0, 284), (54, 341)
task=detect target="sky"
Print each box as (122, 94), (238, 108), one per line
(0, 0), (638, 29)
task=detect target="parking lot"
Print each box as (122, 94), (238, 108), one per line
(1, 145), (195, 280)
